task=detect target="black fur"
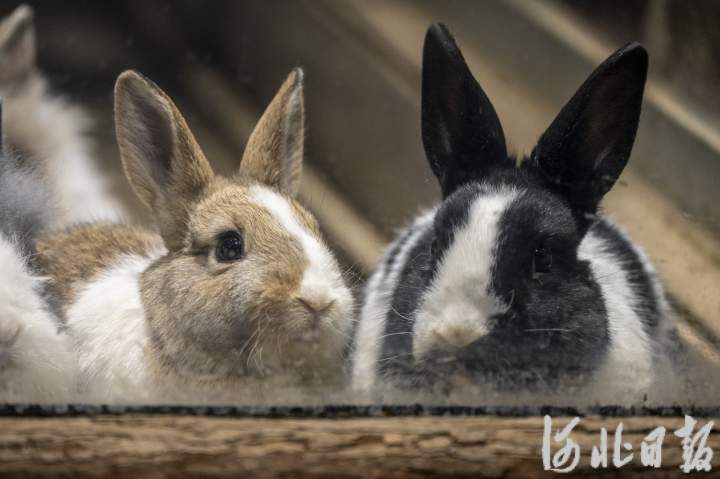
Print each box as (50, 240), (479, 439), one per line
(379, 225), (417, 283)
(487, 180), (609, 386)
(379, 172), (610, 389)
(379, 222), (436, 388)
(528, 43), (648, 232)
(372, 25), (655, 391)
(421, 24), (510, 198)
(589, 218), (661, 332)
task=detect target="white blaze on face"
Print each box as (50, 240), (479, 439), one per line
(413, 188), (519, 359)
(250, 186), (348, 313)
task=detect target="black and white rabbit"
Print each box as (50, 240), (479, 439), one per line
(352, 24), (677, 402)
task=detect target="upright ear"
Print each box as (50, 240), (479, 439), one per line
(421, 23), (508, 198)
(0, 4), (35, 86)
(114, 70), (214, 250)
(529, 43), (648, 219)
(239, 68), (304, 197)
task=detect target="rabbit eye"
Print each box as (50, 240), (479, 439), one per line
(531, 245), (552, 278)
(216, 231), (244, 262)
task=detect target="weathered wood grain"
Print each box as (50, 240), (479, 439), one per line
(0, 415), (717, 478)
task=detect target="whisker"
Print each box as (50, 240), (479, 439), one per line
(247, 320), (271, 369)
(237, 323), (263, 358)
(390, 307), (414, 323)
(253, 345), (265, 371)
(376, 351), (414, 364)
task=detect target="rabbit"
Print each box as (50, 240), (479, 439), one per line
(32, 69), (354, 404)
(0, 4), (125, 225)
(351, 24), (678, 404)
(0, 102), (76, 403)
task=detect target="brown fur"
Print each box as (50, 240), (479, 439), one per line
(34, 224), (162, 309)
(33, 69), (351, 389)
(237, 68), (304, 196)
(0, 4), (34, 88)
(114, 71), (214, 251)
(138, 179), (332, 379)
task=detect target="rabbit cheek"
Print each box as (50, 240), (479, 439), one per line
(238, 232), (307, 331)
(481, 262), (608, 388)
(139, 257), (250, 377)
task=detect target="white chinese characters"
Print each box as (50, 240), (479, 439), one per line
(543, 415), (714, 473)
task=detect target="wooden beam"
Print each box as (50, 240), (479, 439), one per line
(0, 415), (717, 477)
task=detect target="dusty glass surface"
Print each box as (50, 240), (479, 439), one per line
(0, 0), (718, 409)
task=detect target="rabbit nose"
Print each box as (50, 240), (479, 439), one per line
(297, 295), (335, 316)
(432, 322), (487, 349)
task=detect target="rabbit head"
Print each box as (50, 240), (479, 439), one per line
(396, 24), (648, 388)
(114, 70), (354, 385)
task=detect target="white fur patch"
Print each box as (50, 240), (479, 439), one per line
(4, 75), (126, 225)
(0, 235), (76, 402)
(66, 251), (163, 403)
(579, 222), (657, 400)
(602, 218), (675, 341)
(250, 186), (350, 315)
(413, 189), (519, 359)
(351, 209), (436, 392)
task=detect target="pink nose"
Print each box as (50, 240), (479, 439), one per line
(297, 296), (335, 316)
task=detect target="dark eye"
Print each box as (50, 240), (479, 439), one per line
(216, 231), (244, 262)
(531, 244), (552, 277)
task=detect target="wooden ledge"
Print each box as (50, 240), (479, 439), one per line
(0, 414), (718, 478)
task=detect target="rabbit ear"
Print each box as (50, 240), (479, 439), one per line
(422, 23), (507, 198)
(114, 70), (214, 250)
(239, 68), (304, 197)
(529, 43), (648, 218)
(0, 4), (35, 85)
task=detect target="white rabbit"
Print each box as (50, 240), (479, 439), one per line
(0, 4), (125, 225)
(0, 112), (75, 403)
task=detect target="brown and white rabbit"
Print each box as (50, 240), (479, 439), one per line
(0, 4), (125, 224)
(33, 69), (354, 404)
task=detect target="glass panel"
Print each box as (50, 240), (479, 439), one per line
(0, 0), (717, 409)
